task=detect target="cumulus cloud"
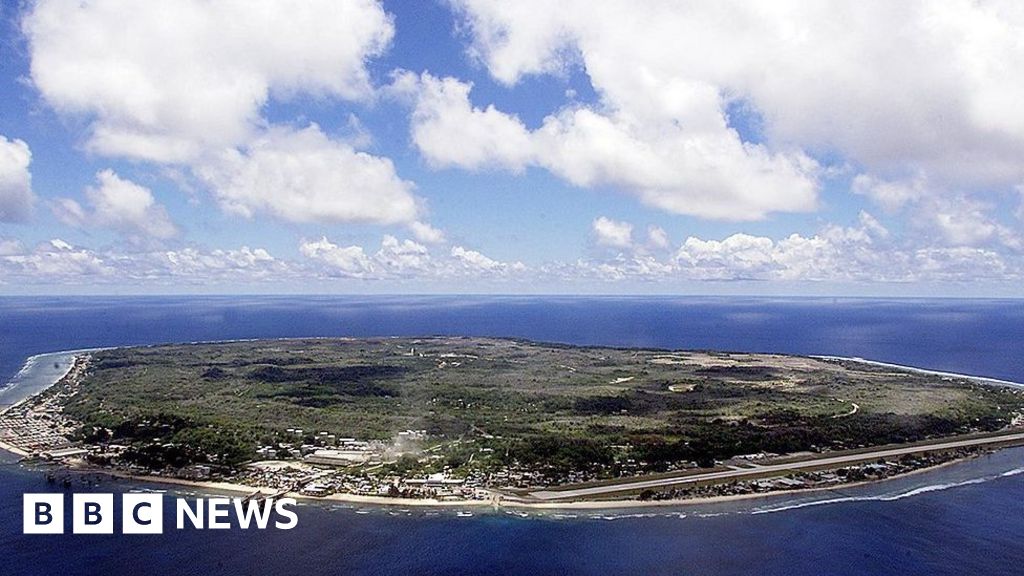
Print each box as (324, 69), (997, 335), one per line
(0, 135), (35, 222)
(54, 170), (177, 241)
(451, 245), (502, 272)
(23, 1), (442, 233)
(1, 219), (1020, 287)
(299, 235), (524, 280)
(301, 235), (452, 279)
(393, 71), (533, 172)
(666, 214), (900, 282)
(557, 210), (1020, 284)
(194, 125), (418, 225)
(399, 71), (818, 220)
(377, 235), (432, 276)
(561, 213), (897, 282)
(592, 216), (633, 248)
(409, 221), (446, 244)
(577, 213), (1010, 283)
(445, 1), (1024, 219)
(156, 246), (284, 280)
(647, 226), (670, 250)
(675, 234), (777, 280)
(449, 245), (526, 276)
(23, 0), (394, 162)
(921, 197), (1022, 251)
(0, 239), (290, 284)
(2, 239), (109, 278)
(299, 237), (374, 278)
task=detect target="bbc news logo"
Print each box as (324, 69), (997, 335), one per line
(24, 493), (298, 534)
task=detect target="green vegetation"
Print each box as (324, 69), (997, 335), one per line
(62, 338), (1024, 475)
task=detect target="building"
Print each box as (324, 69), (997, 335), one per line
(305, 449), (371, 466)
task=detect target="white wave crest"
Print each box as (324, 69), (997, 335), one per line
(751, 466), (1024, 515)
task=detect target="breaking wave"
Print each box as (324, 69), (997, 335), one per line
(750, 466), (1024, 515)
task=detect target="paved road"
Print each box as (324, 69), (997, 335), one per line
(528, 431), (1024, 501)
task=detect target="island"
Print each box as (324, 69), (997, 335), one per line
(2, 337), (1024, 507)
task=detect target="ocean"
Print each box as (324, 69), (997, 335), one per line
(1, 295), (1023, 576)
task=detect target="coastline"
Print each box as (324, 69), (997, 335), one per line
(0, 347), (110, 416)
(68, 451), (985, 512)
(813, 355), (1024, 389)
(0, 439), (29, 457)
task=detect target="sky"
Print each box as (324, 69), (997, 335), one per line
(1, 0), (1023, 296)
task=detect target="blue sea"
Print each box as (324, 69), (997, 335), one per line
(1, 295), (1023, 576)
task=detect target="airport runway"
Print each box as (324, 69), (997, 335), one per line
(529, 430), (1024, 500)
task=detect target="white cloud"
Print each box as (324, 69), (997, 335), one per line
(300, 237), (374, 278)
(560, 213), (920, 283)
(929, 201), (998, 247)
(281, 212), (1019, 285)
(1, 218), (1020, 287)
(158, 246), (282, 279)
(393, 71), (533, 171)
(649, 214), (1014, 283)
(450, 1), (1024, 214)
(564, 254), (675, 282)
(910, 247), (1010, 281)
(450, 245), (500, 271)
(24, 0), (394, 162)
(852, 175), (1022, 253)
(449, 245), (526, 276)
(857, 211), (890, 240)
(591, 216), (633, 248)
(54, 170), (177, 240)
(409, 221), (446, 244)
(0, 238), (294, 284)
(531, 107), (819, 220)
(299, 235), (524, 280)
(0, 135), (34, 222)
(0, 238), (24, 256)
(852, 174), (928, 212)
(51, 198), (87, 227)
(373, 235), (433, 278)
(195, 125), (418, 225)
(647, 226), (670, 250)
(400, 72), (818, 220)
(301, 235), (435, 279)
(921, 197), (1022, 251)
(2, 239), (109, 278)
(23, 1), (431, 235)
(675, 234), (778, 280)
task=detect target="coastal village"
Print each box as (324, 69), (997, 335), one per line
(1, 351), (1023, 506)
(0, 356), (90, 461)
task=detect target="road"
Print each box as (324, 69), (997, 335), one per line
(527, 430), (1024, 501)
